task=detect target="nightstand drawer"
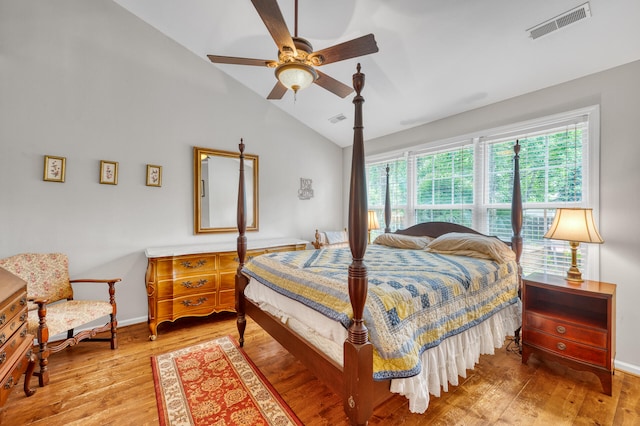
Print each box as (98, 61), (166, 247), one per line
(524, 329), (607, 367)
(524, 311), (607, 348)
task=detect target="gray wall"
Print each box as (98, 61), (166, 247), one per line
(344, 59), (640, 374)
(1, 1), (343, 329)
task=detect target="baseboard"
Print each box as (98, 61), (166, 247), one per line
(616, 359), (640, 378)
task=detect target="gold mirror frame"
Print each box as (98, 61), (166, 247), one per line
(193, 146), (259, 234)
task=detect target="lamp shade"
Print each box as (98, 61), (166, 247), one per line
(275, 63), (317, 93)
(544, 208), (604, 243)
(368, 210), (380, 231)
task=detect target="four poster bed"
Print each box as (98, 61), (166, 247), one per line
(234, 64), (523, 425)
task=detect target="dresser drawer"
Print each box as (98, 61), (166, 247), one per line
(0, 290), (27, 327)
(0, 336), (34, 407)
(157, 293), (217, 319)
(0, 306), (27, 348)
(155, 255), (217, 279)
(524, 311), (607, 348)
(156, 275), (218, 300)
(0, 322), (30, 370)
(524, 328), (607, 367)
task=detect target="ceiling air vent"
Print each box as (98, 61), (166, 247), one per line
(527, 2), (592, 40)
(328, 113), (347, 124)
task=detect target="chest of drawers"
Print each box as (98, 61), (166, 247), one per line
(521, 272), (616, 395)
(145, 238), (307, 340)
(0, 268), (36, 407)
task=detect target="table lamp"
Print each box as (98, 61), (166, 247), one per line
(543, 208), (603, 282)
(367, 210), (380, 244)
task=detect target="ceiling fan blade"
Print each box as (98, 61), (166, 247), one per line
(267, 81), (288, 100)
(314, 70), (354, 98)
(309, 34), (379, 66)
(207, 55), (274, 67)
(251, 0), (296, 54)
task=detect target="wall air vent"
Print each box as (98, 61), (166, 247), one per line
(527, 2), (592, 40)
(328, 113), (347, 124)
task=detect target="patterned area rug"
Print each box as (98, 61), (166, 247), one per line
(151, 335), (303, 426)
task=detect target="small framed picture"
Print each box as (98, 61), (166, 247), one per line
(146, 164), (162, 187)
(43, 155), (66, 182)
(100, 160), (118, 185)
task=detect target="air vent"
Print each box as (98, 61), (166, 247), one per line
(527, 2), (592, 40)
(328, 113), (347, 124)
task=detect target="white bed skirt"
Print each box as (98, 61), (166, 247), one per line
(245, 278), (522, 413)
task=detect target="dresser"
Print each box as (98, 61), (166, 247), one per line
(145, 238), (307, 340)
(0, 268), (36, 407)
(521, 272), (616, 395)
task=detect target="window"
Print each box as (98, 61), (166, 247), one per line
(366, 106), (600, 278)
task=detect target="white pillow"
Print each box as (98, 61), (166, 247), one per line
(426, 232), (515, 263)
(373, 233), (433, 250)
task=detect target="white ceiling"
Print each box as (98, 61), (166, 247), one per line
(113, 0), (640, 147)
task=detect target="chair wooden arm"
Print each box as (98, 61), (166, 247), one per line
(69, 278), (122, 284)
(27, 296), (49, 306)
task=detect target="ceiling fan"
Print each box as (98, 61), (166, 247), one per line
(207, 0), (379, 100)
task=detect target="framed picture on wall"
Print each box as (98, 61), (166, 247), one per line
(43, 155), (66, 183)
(146, 164), (162, 187)
(100, 160), (118, 185)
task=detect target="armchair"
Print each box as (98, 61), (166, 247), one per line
(0, 253), (121, 387)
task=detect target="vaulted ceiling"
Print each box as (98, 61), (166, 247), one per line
(113, 0), (640, 147)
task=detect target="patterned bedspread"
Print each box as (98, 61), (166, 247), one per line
(242, 245), (519, 380)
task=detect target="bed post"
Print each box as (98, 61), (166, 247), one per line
(511, 140), (523, 277)
(344, 63), (374, 426)
(511, 140), (524, 346)
(384, 164), (391, 233)
(235, 138), (248, 347)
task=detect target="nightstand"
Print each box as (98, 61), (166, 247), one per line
(521, 272), (616, 395)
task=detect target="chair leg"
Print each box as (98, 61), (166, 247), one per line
(110, 313), (118, 350)
(36, 302), (50, 387)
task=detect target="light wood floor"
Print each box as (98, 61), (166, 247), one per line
(2, 313), (639, 425)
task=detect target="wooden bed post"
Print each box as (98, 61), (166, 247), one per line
(344, 63), (374, 426)
(511, 140), (524, 347)
(511, 140), (523, 271)
(235, 138), (248, 347)
(384, 164), (391, 233)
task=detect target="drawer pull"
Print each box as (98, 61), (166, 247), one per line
(20, 297), (27, 306)
(0, 334), (5, 346)
(21, 328), (28, 338)
(3, 376), (13, 389)
(0, 352), (5, 365)
(557, 342), (567, 351)
(181, 279), (207, 289)
(182, 297), (207, 307)
(556, 325), (566, 334)
(0, 313), (5, 326)
(20, 312), (27, 322)
(181, 259), (206, 269)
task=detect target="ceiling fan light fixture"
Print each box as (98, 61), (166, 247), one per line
(275, 62), (317, 93)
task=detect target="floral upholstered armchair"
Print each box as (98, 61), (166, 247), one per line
(0, 253), (121, 387)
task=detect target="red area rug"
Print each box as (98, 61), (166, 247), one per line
(151, 335), (303, 426)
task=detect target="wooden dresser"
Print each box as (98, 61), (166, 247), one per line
(145, 238), (307, 340)
(0, 268), (36, 407)
(521, 272), (616, 395)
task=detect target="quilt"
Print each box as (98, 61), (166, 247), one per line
(242, 245), (519, 380)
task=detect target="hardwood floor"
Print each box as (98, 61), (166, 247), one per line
(2, 313), (639, 425)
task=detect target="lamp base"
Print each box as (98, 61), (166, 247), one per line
(565, 241), (584, 283)
(565, 268), (584, 283)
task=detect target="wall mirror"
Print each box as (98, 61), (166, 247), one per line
(194, 146), (259, 234)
